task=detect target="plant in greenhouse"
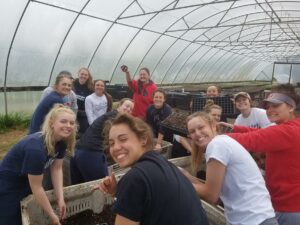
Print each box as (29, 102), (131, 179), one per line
(0, 112), (30, 133)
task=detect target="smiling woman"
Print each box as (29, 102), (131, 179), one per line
(0, 104), (77, 225)
(28, 71), (73, 134)
(227, 84), (300, 225)
(185, 111), (278, 225)
(85, 79), (113, 125)
(94, 113), (210, 225)
(146, 89), (172, 151)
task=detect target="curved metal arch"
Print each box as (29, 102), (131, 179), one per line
(109, 0), (179, 83)
(171, 44), (204, 84)
(197, 17), (299, 61)
(222, 56), (255, 81)
(240, 61), (266, 81)
(244, 62), (270, 81)
(199, 43), (257, 81)
(191, 48), (221, 83)
(183, 46), (214, 83)
(155, 2), (271, 84)
(128, 2), (221, 79)
(159, 0), (237, 84)
(168, 2), (300, 32)
(231, 60), (259, 81)
(214, 48), (256, 79)
(159, 41), (196, 84)
(87, 1), (136, 71)
(184, 45), (215, 83)
(125, 0), (296, 84)
(48, 0), (91, 86)
(200, 13), (298, 49)
(203, 53), (239, 79)
(198, 50), (231, 82)
(3, 0), (31, 114)
(132, 2), (213, 82)
(171, 2), (300, 58)
(176, 33), (256, 84)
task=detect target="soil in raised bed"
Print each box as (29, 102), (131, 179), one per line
(161, 110), (190, 136)
(62, 205), (116, 225)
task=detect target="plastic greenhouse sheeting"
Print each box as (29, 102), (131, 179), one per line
(0, 0), (300, 90)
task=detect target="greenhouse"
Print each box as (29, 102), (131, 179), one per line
(1, 1), (300, 225)
(1, 0), (300, 113)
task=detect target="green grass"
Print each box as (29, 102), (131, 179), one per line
(0, 112), (31, 133)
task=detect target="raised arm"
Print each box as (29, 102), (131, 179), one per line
(121, 65), (132, 83)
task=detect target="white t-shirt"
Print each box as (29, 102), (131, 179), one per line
(234, 107), (272, 128)
(205, 135), (275, 225)
(85, 93), (108, 125)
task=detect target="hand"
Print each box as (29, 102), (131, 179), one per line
(218, 122), (233, 128)
(121, 65), (128, 73)
(49, 213), (61, 225)
(154, 143), (162, 151)
(93, 173), (117, 196)
(57, 199), (66, 220)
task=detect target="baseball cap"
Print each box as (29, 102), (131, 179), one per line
(262, 93), (296, 109)
(234, 92), (251, 101)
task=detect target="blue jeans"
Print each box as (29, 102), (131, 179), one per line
(276, 212), (300, 225)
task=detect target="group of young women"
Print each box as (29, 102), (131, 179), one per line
(1, 61), (299, 225)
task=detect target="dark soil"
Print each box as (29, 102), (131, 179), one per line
(62, 205), (116, 225)
(161, 110), (190, 136)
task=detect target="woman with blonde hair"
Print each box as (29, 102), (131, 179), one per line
(73, 67), (94, 134)
(184, 111), (277, 225)
(0, 104), (77, 225)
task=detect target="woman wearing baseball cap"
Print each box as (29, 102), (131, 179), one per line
(225, 84), (300, 225)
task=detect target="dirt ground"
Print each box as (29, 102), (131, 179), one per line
(0, 129), (27, 159)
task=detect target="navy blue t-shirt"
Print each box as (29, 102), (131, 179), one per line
(76, 110), (118, 151)
(114, 151), (209, 225)
(0, 132), (66, 177)
(29, 91), (63, 134)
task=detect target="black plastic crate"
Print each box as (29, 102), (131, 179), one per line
(166, 91), (192, 110)
(106, 84), (132, 101)
(160, 110), (190, 136)
(191, 96), (236, 116)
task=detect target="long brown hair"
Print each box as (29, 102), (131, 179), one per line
(93, 79), (113, 112)
(75, 67), (94, 91)
(186, 111), (216, 174)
